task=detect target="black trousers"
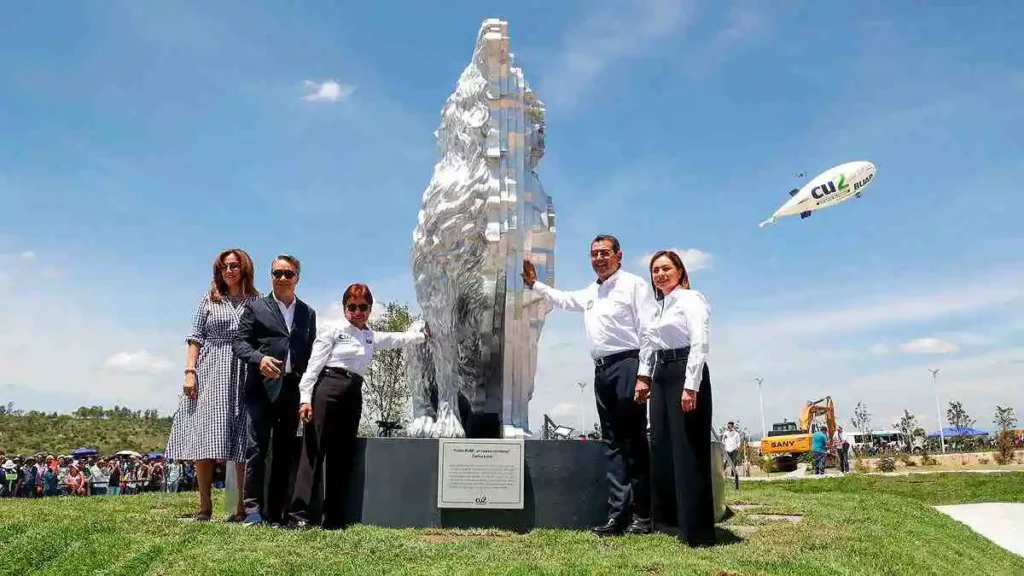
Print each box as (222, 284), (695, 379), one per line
(838, 443), (849, 472)
(290, 367), (363, 528)
(594, 350), (651, 524)
(649, 350), (716, 547)
(243, 374), (300, 522)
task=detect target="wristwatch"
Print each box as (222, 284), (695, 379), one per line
(184, 369), (196, 374)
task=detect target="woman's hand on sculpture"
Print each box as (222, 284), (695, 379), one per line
(422, 322), (431, 339)
(681, 389), (697, 412)
(298, 403), (313, 424)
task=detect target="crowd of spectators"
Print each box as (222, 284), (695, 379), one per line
(0, 452), (210, 497)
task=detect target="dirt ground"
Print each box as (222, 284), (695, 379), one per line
(733, 450), (1024, 477)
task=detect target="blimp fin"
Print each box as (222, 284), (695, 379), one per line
(856, 191), (862, 199)
(800, 211), (812, 219)
(788, 188), (799, 197)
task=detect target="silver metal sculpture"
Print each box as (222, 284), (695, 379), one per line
(407, 18), (555, 439)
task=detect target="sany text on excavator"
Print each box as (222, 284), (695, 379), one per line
(759, 396), (837, 472)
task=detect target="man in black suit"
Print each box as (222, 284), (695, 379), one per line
(233, 254), (317, 526)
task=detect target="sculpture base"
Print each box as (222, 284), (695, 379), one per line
(299, 437), (726, 532)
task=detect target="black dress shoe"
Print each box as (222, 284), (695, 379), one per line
(625, 516), (652, 535)
(590, 518), (625, 537)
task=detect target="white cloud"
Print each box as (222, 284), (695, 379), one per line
(103, 350), (174, 374)
(302, 79), (355, 103)
(539, 0), (691, 112)
(898, 337), (959, 355)
(637, 248), (713, 273)
(19, 251), (35, 260)
(549, 402), (577, 419)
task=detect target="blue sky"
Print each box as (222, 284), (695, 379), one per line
(1, 0), (1022, 436)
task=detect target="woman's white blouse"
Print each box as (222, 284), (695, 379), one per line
(299, 318), (425, 404)
(638, 287), (710, 392)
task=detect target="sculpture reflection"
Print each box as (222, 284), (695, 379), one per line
(407, 18), (555, 439)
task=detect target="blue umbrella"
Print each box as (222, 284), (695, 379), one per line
(927, 426), (989, 438)
(70, 447), (99, 457)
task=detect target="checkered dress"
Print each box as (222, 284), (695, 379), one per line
(165, 293), (254, 462)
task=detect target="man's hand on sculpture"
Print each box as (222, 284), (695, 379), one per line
(298, 403), (313, 424)
(522, 260), (537, 287)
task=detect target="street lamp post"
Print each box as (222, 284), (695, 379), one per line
(929, 368), (946, 453)
(575, 381), (587, 434)
(754, 377), (766, 440)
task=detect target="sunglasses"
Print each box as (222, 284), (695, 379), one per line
(272, 270), (296, 279)
(223, 262), (241, 271)
(346, 303), (370, 312)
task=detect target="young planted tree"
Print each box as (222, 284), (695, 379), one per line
(895, 409), (920, 450)
(993, 405), (1018, 465)
(946, 401), (976, 429)
(362, 301), (417, 436)
(851, 402), (872, 435)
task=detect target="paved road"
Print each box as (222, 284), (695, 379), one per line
(935, 503), (1024, 558)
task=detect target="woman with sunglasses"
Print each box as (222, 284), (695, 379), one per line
(166, 248), (260, 522)
(288, 283), (429, 528)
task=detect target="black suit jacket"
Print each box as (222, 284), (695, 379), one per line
(233, 294), (317, 403)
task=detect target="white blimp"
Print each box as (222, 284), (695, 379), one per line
(759, 161), (877, 227)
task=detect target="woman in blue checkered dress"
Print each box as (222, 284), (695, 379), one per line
(166, 248), (260, 521)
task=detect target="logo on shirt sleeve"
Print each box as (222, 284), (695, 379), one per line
(586, 300), (594, 310)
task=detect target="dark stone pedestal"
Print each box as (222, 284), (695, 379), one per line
(311, 437), (610, 532)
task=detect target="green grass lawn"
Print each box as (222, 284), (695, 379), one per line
(2, 473), (1023, 575)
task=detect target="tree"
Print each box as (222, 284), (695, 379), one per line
(993, 405), (1017, 431)
(946, 400), (975, 429)
(895, 409), (919, 438)
(850, 402), (872, 434)
(362, 301), (417, 436)
(993, 406), (1018, 465)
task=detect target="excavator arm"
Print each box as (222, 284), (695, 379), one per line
(798, 396), (837, 439)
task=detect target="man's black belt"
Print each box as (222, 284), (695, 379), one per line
(322, 366), (363, 382)
(657, 346), (691, 363)
(594, 349), (639, 367)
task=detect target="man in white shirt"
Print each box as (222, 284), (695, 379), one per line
(722, 421), (742, 469)
(523, 234), (653, 536)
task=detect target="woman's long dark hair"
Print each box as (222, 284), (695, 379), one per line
(648, 249), (690, 300)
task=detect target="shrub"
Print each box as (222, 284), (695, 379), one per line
(993, 431), (1016, 465)
(854, 455), (870, 473)
(897, 452), (912, 466)
(978, 457), (990, 465)
(919, 451), (938, 466)
(877, 456), (897, 473)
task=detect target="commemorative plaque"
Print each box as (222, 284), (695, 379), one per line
(437, 438), (525, 509)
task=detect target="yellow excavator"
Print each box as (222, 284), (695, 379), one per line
(759, 396), (837, 472)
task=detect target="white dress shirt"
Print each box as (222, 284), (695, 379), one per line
(639, 286), (710, 391)
(723, 429), (741, 453)
(530, 268), (654, 362)
(298, 318), (426, 404)
(275, 294), (296, 373)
